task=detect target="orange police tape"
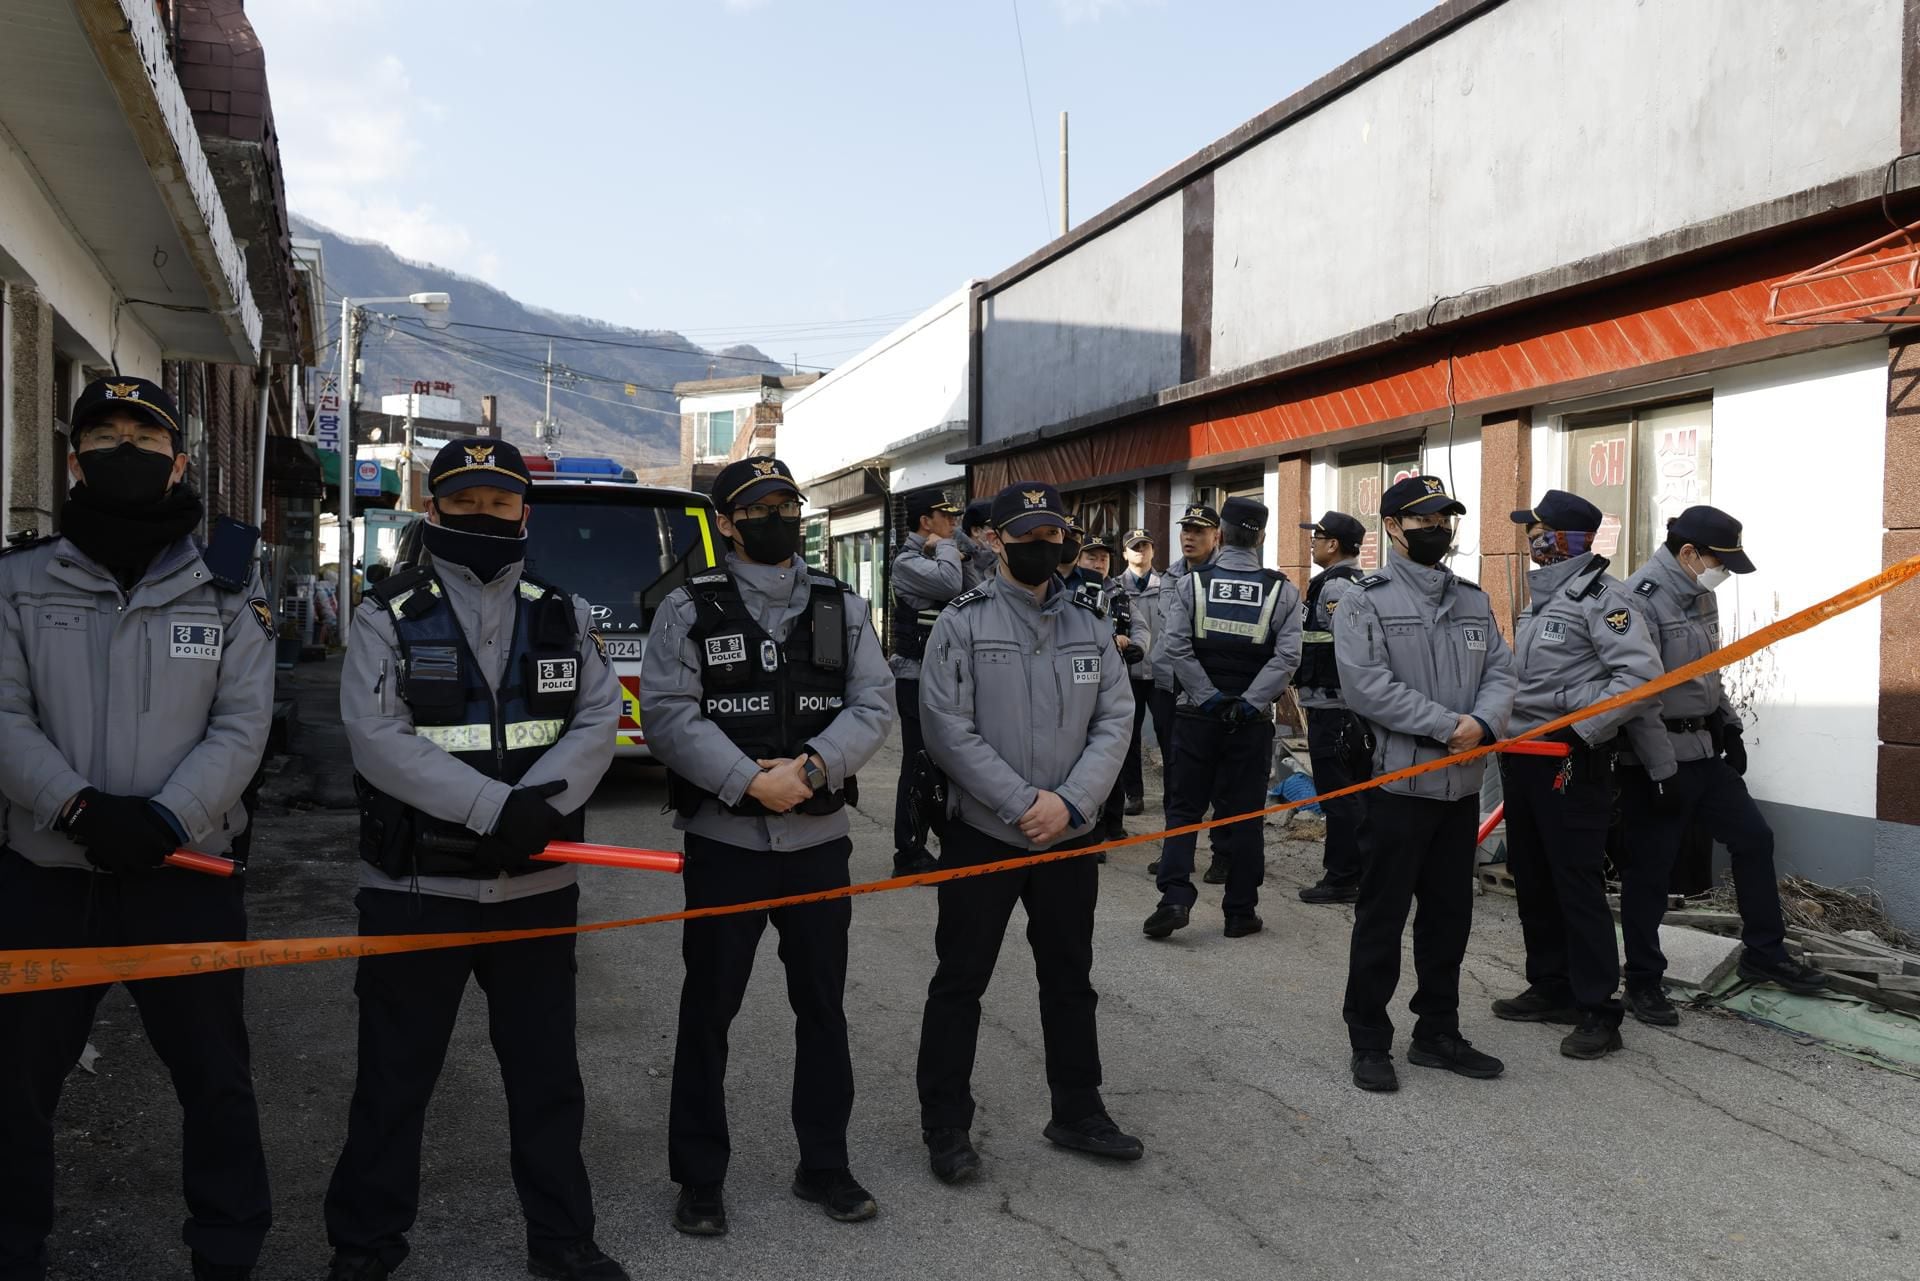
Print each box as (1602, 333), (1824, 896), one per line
(3, 551), (1916, 996)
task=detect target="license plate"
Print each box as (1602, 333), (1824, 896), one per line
(603, 638), (643, 661)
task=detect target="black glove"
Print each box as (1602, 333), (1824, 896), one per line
(1649, 774), (1687, 816)
(474, 780), (568, 873)
(1224, 699), (1264, 726)
(1721, 724), (1747, 776)
(63, 790), (178, 873)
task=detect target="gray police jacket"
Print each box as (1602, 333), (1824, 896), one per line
(888, 533), (964, 681)
(956, 529), (1000, 593)
(0, 535), (274, 870)
(1510, 553), (1666, 754)
(1297, 556), (1362, 711)
(1151, 556), (1209, 692)
(1331, 548), (1516, 801)
(919, 573), (1133, 850)
(341, 552), (619, 902)
(1618, 546), (1738, 778)
(1115, 568), (1162, 675)
(1160, 544), (1303, 710)
(641, 553), (895, 853)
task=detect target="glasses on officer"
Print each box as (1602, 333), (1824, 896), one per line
(73, 418), (175, 455)
(734, 499), (803, 521)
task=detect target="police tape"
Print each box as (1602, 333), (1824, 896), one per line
(161, 841), (685, 878)
(3, 552), (1916, 996)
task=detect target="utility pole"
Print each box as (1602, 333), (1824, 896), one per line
(1059, 110), (1070, 236)
(337, 297), (358, 642)
(541, 338), (555, 445)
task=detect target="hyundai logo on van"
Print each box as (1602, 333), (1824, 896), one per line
(590, 604), (612, 621)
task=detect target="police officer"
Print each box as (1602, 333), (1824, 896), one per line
(0, 377), (274, 1281)
(888, 494), (965, 875)
(1145, 505), (1223, 879)
(1335, 475), (1515, 1093)
(1615, 507), (1828, 1024)
(957, 499), (1000, 591)
(1143, 497), (1302, 941)
(914, 481), (1139, 1184)
(325, 438), (626, 1281)
(1071, 535), (1145, 842)
(1490, 490), (1664, 1061)
(1295, 510), (1373, 905)
(641, 456), (895, 1236)
(1115, 530), (1162, 815)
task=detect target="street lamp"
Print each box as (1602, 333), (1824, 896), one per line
(337, 292), (452, 641)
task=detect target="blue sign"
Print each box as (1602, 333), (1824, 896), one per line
(354, 458), (382, 497)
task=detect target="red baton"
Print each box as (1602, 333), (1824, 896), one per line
(1496, 739), (1573, 757)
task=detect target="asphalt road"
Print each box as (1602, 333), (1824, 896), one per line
(38, 716), (1920, 1281)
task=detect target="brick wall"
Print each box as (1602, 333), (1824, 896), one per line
(1477, 408), (1533, 643)
(1880, 340), (1920, 827)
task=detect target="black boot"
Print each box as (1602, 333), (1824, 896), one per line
(792, 1166), (878, 1222)
(528, 1239), (630, 1280)
(1298, 878), (1359, 904)
(1142, 904), (1190, 939)
(1406, 1032), (1504, 1079)
(924, 1127), (982, 1184)
(192, 1254), (253, 1281)
(1202, 854), (1230, 885)
(324, 1253), (390, 1281)
(1625, 984), (1679, 1027)
(1560, 1011), (1625, 1059)
(1737, 950), (1830, 994)
(1349, 1051), (1398, 1092)
(672, 1183), (728, 1236)
(1491, 986), (1578, 1024)
(1042, 1111), (1144, 1160)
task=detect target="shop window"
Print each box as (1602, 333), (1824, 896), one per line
(1333, 443), (1422, 571)
(1070, 485), (1134, 543)
(803, 513), (827, 567)
(1560, 399), (1710, 567)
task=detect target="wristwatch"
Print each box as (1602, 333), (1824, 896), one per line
(801, 756), (828, 791)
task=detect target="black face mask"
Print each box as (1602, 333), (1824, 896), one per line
(1398, 525), (1454, 567)
(75, 443), (177, 509)
(1057, 537), (1081, 567)
(733, 514), (802, 565)
(1003, 540), (1062, 586)
(424, 510), (526, 582)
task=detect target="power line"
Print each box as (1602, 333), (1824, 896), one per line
(1010, 0), (1053, 239)
(374, 327), (686, 421)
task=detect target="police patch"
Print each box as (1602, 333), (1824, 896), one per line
(760, 639), (779, 672)
(536, 658), (578, 694)
(1604, 608), (1632, 635)
(247, 597), (275, 639)
(170, 623), (222, 661)
(1071, 655), (1101, 684)
(1462, 624), (1487, 651)
(1634, 580), (1658, 598)
(588, 629), (607, 660)
(704, 635), (746, 667)
(1540, 619), (1568, 645)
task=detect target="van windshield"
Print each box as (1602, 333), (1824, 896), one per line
(523, 489), (717, 632)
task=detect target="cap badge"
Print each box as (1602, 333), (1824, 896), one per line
(751, 458), (779, 476)
(104, 382), (142, 401)
(1185, 506), (1205, 518)
(1023, 489), (1046, 507)
(1604, 608), (1632, 635)
(1423, 477), (1444, 494)
(463, 444), (495, 466)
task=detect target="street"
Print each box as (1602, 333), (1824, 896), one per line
(39, 697), (1920, 1281)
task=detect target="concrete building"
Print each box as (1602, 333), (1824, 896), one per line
(653, 372), (818, 492)
(780, 284), (976, 622)
(952, 0), (1920, 922)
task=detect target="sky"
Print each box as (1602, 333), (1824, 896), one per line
(251, 0), (1433, 371)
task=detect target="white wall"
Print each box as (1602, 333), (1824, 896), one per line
(782, 286), (972, 489)
(1423, 421), (1482, 587)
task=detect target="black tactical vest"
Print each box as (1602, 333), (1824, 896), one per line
(670, 566), (855, 817)
(1189, 565), (1287, 697)
(355, 566), (585, 877)
(1293, 563), (1360, 690)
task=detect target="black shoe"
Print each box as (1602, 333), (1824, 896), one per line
(1042, 1111), (1144, 1160)
(792, 1166), (879, 1222)
(1146, 859), (1160, 875)
(1407, 1032), (1505, 1079)
(1095, 851), (1109, 864)
(1350, 1050), (1398, 1092)
(1560, 1012), (1625, 1059)
(893, 850), (938, 876)
(1298, 879), (1359, 904)
(1625, 984), (1680, 1027)
(528, 1238), (630, 1280)
(1124, 795), (1145, 816)
(192, 1254), (253, 1281)
(924, 1126), (981, 1184)
(1142, 904), (1190, 939)
(1223, 913), (1263, 939)
(1737, 950), (1831, 995)
(325, 1254), (390, 1281)
(1202, 857), (1230, 885)
(672, 1183), (727, 1237)
(1491, 987), (1578, 1024)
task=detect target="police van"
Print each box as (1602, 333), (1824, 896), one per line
(398, 454), (720, 758)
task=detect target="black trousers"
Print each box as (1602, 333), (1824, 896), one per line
(1305, 706), (1371, 886)
(1502, 752), (1622, 1014)
(0, 852), (270, 1280)
(1342, 792), (1478, 1051)
(324, 885), (592, 1269)
(669, 835), (853, 1186)
(1122, 680), (1153, 800)
(893, 677), (930, 863)
(1157, 714), (1272, 916)
(916, 822), (1103, 1131)
(1617, 758), (1789, 987)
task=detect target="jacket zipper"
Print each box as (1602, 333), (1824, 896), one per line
(141, 619), (153, 714)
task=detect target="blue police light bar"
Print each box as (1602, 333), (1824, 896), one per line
(554, 456), (626, 477)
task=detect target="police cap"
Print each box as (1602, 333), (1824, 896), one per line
(963, 499), (994, 532)
(1511, 489), (1602, 534)
(1380, 474), (1466, 518)
(429, 437), (530, 497)
(71, 376), (183, 451)
(1299, 510), (1367, 548)
(1667, 505), (1755, 574)
(1220, 495), (1269, 531)
(712, 455), (804, 511)
(990, 480), (1070, 537)
(906, 493), (963, 530)
(1122, 527), (1155, 550)
(1177, 503), (1220, 529)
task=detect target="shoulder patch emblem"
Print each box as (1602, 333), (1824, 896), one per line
(588, 629), (608, 660)
(1604, 607), (1632, 635)
(1634, 580), (1658, 597)
(951, 585), (990, 609)
(1357, 574), (1390, 590)
(247, 597), (276, 640)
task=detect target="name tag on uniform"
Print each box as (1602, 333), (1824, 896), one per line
(170, 623), (222, 661)
(1539, 620), (1567, 645)
(1706, 621), (1720, 641)
(1462, 625), (1487, 651)
(1071, 656), (1101, 684)
(536, 658), (578, 694)
(1208, 580), (1264, 604)
(704, 636), (745, 667)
